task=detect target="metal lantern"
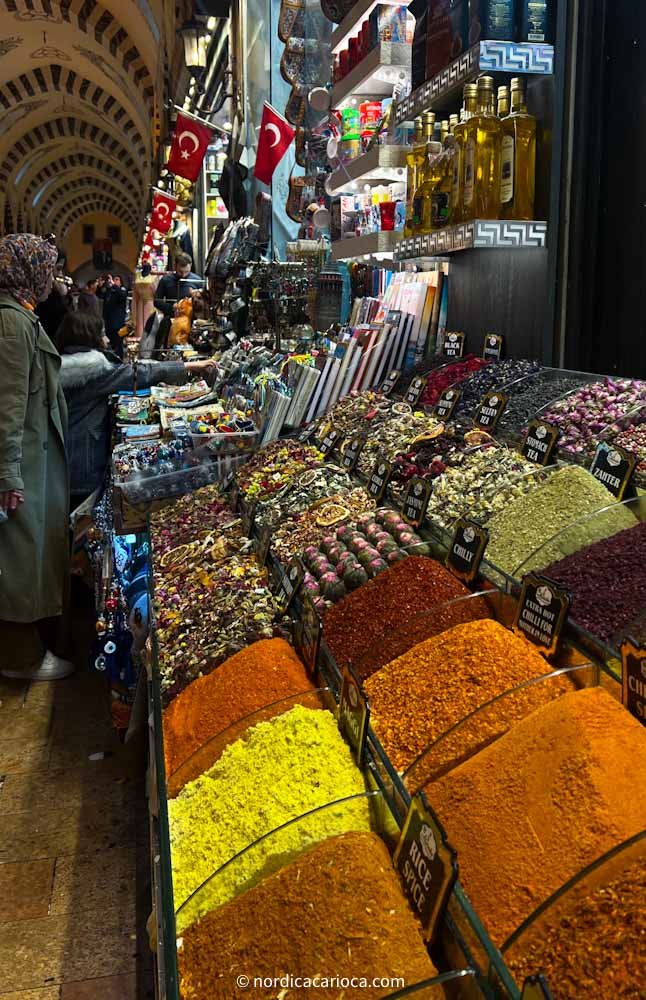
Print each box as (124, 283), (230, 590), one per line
(178, 17), (210, 76)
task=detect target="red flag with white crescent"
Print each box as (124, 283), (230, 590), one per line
(151, 191), (177, 234)
(167, 112), (214, 182)
(254, 102), (295, 185)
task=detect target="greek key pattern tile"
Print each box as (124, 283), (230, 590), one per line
(479, 41), (554, 75)
(393, 221), (546, 260)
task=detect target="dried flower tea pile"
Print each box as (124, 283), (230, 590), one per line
(498, 373), (592, 434)
(177, 832), (439, 999)
(454, 358), (541, 418)
(163, 639), (314, 796)
(420, 355), (491, 408)
(540, 377), (646, 457)
(255, 463), (353, 525)
(236, 440), (323, 501)
(314, 389), (392, 440)
(354, 408), (443, 478)
(427, 688), (646, 945)
(170, 704), (371, 931)
(270, 487), (375, 568)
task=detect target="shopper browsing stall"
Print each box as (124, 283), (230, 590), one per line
(154, 252), (202, 318)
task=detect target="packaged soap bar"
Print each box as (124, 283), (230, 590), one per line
(368, 4), (411, 47)
(427, 0), (469, 78)
(469, 0), (515, 43)
(519, 0), (552, 42)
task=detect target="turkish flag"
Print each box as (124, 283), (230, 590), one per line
(167, 112), (214, 182)
(151, 191), (177, 234)
(254, 103), (295, 185)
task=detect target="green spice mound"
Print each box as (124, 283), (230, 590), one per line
(170, 705), (370, 932)
(486, 466), (637, 576)
(178, 832), (439, 1000)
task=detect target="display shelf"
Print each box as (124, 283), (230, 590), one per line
(328, 145), (408, 192)
(331, 42), (411, 107)
(331, 0), (406, 54)
(395, 41), (554, 124)
(395, 220), (547, 259)
(331, 229), (401, 260)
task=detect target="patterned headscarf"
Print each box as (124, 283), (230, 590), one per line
(0, 233), (58, 309)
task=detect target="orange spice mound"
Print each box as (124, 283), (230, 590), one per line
(365, 619), (566, 775)
(177, 831), (438, 1000)
(163, 639), (314, 795)
(427, 687), (646, 947)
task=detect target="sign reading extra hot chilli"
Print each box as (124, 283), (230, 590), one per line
(482, 333), (504, 361)
(446, 519), (489, 583)
(338, 667), (370, 762)
(381, 370), (401, 396)
(341, 434), (366, 472)
(513, 573), (571, 655)
(405, 376), (427, 407)
(393, 793), (458, 941)
(621, 639), (646, 726)
(474, 392), (508, 431)
(402, 477), (433, 528)
(589, 441), (637, 500)
(368, 454), (394, 502)
(276, 557), (305, 613)
(442, 331), (466, 358)
(522, 419), (559, 466)
(434, 386), (462, 421)
(296, 595), (322, 677)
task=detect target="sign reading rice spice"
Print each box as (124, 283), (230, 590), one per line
(513, 573), (571, 655)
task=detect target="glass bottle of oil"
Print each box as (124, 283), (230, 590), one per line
(411, 140), (444, 234)
(454, 83), (478, 224)
(449, 113), (459, 134)
(473, 74), (502, 220)
(404, 113), (435, 236)
(500, 77), (536, 221)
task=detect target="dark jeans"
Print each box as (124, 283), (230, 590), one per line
(107, 328), (124, 359)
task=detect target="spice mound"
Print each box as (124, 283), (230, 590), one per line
(170, 705), (370, 931)
(505, 851), (646, 998)
(324, 556), (489, 678)
(364, 619), (569, 777)
(427, 688), (646, 946)
(163, 639), (314, 796)
(486, 465), (637, 576)
(543, 521), (646, 644)
(177, 832), (438, 1000)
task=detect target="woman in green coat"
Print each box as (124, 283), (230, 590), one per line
(0, 234), (73, 680)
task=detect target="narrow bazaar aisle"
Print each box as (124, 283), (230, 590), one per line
(0, 670), (153, 999)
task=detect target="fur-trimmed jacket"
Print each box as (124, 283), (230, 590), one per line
(59, 347), (185, 499)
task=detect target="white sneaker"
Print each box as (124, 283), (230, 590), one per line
(2, 650), (75, 682)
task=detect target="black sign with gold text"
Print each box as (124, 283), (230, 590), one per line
(402, 477), (433, 528)
(474, 391), (508, 431)
(446, 519), (489, 583)
(296, 595), (322, 677)
(589, 441), (636, 500)
(381, 369), (401, 396)
(513, 573), (570, 655)
(434, 386), (462, 421)
(368, 454), (394, 502)
(276, 557), (305, 613)
(621, 639), (646, 726)
(338, 667), (370, 762)
(442, 331), (466, 358)
(405, 376), (428, 407)
(521, 419), (559, 466)
(482, 333), (504, 361)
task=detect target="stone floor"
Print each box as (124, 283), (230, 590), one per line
(0, 666), (155, 999)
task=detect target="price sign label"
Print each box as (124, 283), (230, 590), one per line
(229, 481), (240, 513)
(521, 419), (559, 466)
(446, 518), (489, 584)
(402, 477), (433, 528)
(405, 376), (428, 408)
(338, 667), (370, 763)
(276, 557), (305, 613)
(296, 595), (322, 677)
(621, 639), (646, 726)
(434, 386), (462, 421)
(381, 370), (401, 396)
(222, 469), (236, 492)
(393, 794), (458, 942)
(589, 441), (636, 500)
(368, 454), (394, 502)
(341, 434), (366, 472)
(513, 573), (570, 655)
(442, 331), (466, 358)
(320, 427), (342, 458)
(482, 333), (504, 361)
(298, 423), (315, 443)
(474, 391), (508, 431)
(240, 499), (257, 538)
(255, 520), (272, 566)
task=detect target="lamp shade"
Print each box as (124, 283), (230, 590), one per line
(178, 17), (209, 73)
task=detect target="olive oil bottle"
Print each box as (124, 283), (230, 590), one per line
(473, 75), (502, 220)
(500, 77), (536, 221)
(405, 113), (436, 236)
(404, 117), (424, 237)
(411, 140), (445, 233)
(454, 83), (478, 224)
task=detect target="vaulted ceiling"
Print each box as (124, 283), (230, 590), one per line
(0, 0), (184, 248)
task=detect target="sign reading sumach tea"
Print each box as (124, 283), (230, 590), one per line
(276, 557), (305, 613)
(522, 419), (559, 466)
(621, 639), (646, 726)
(320, 427), (342, 458)
(381, 369), (401, 396)
(405, 376), (428, 407)
(589, 441), (636, 500)
(446, 519), (489, 583)
(338, 666), (370, 762)
(368, 454), (394, 502)
(513, 573), (570, 655)
(341, 434), (366, 472)
(296, 595), (322, 677)
(402, 477), (433, 528)
(434, 386), (462, 421)
(474, 391), (508, 431)
(442, 331), (466, 358)
(393, 794), (457, 941)
(482, 333), (504, 361)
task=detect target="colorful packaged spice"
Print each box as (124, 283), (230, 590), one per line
(540, 377), (646, 457)
(324, 555), (489, 677)
(177, 832), (439, 999)
(420, 355), (491, 408)
(162, 639), (314, 796)
(170, 704), (371, 931)
(485, 465), (638, 576)
(542, 520), (646, 644)
(427, 687), (646, 946)
(364, 619), (564, 774)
